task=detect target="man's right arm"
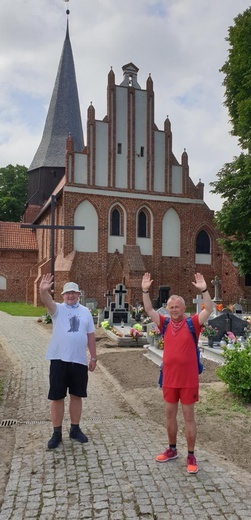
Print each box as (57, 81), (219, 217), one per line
(39, 274), (57, 316)
(142, 272), (160, 326)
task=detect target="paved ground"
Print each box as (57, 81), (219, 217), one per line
(0, 312), (251, 520)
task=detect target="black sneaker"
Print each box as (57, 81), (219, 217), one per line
(69, 426), (88, 443)
(47, 431), (62, 450)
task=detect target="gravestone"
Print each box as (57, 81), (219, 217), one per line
(103, 290), (111, 320)
(233, 302), (243, 315)
(211, 275), (223, 303)
(79, 290), (85, 305)
(193, 294), (203, 314)
(208, 310), (247, 342)
(85, 298), (97, 311)
(239, 298), (248, 313)
(109, 282), (130, 324)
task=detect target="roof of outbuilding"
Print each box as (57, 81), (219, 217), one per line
(0, 222), (38, 250)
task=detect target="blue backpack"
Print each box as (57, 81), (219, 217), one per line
(158, 316), (203, 388)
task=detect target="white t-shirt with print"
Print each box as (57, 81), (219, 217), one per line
(45, 303), (95, 365)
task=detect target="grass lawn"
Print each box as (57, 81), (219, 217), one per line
(0, 302), (46, 317)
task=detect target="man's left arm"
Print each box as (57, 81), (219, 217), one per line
(87, 332), (97, 371)
(192, 272), (213, 325)
(198, 290), (213, 325)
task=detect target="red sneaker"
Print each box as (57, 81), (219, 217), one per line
(187, 454), (199, 474)
(156, 447), (178, 463)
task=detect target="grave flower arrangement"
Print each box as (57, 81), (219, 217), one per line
(223, 331), (246, 347)
(133, 304), (145, 321)
(158, 337), (164, 350)
(142, 316), (151, 324)
(101, 320), (110, 329)
(133, 323), (143, 332)
(201, 324), (219, 338)
(149, 325), (162, 337)
(225, 331), (237, 343)
(101, 320), (123, 337)
(243, 316), (251, 337)
(129, 325), (143, 341)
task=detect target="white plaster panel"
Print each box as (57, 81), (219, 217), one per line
(135, 90), (147, 190)
(74, 153), (87, 184)
(162, 208), (180, 257)
(154, 131), (165, 192)
(136, 237), (152, 255)
(108, 236), (125, 254)
(195, 253), (211, 265)
(116, 87), (128, 188)
(96, 122), (108, 186)
(74, 201), (98, 252)
(0, 275), (7, 290)
(172, 165), (182, 194)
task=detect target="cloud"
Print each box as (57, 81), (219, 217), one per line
(0, 0), (249, 210)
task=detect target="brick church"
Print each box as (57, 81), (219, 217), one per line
(0, 16), (248, 308)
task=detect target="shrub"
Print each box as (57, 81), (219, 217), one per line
(216, 338), (251, 403)
(44, 313), (52, 324)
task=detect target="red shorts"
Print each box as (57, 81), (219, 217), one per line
(163, 387), (199, 404)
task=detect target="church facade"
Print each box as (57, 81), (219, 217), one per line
(24, 62), (244, 307)
(0, 21), (249, 308)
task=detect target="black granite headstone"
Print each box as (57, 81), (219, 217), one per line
(208, 310), (247, 341)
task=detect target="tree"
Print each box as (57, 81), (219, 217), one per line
(220, 7), (251, 151)
(211, 154), (251, 274)
(0, 164), (28, 222)
(211, 8), (251, 275)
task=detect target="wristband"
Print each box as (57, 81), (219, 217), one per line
(142, 290), (149, 293)
(201, 289), (208, 293)
(91, 357), (97, 362)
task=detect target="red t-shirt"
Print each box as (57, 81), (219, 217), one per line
(159, 314), (201, 388)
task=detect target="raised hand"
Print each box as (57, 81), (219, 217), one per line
(192, 272), (207, 292)
(40, 273), (54, 293)
(142, 272), (153, 292)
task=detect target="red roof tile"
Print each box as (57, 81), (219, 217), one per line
(0, 222), (38, 250)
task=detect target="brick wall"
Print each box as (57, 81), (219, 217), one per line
(0, 250), (38, 302)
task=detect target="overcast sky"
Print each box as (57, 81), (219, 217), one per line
(0, 0), (250, 211)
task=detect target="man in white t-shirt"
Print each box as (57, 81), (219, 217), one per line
(40, 273), (97, 449)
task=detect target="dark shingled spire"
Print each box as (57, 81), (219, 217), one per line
(29, 20), (84, 171)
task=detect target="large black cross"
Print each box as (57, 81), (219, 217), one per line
(20, 195), (85, 298)
(114, 284), (127, 307)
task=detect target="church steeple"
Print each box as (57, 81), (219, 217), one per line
(27, 14), (84, 207)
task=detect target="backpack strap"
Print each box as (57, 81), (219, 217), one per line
(161, 316), (170, 336)
(186, 316), (197, 345)
(186, 317), (203, 374)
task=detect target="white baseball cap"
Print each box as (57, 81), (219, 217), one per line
(61, 282), (81, 295)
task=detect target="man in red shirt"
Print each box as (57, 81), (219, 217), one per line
(142, 272), (213, 474)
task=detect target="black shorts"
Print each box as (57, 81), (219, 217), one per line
(48, 360), (88, 401)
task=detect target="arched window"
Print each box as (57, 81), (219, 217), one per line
(196, 230), (210, 254)
(138, 210), (147, 237)
(245, 274), (251, 286)
(111, 208), (120, 236)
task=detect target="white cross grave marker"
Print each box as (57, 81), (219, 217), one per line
(193, 294), (204, 314)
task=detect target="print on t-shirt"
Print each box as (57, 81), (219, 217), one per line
(67, 315), (80, 332)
